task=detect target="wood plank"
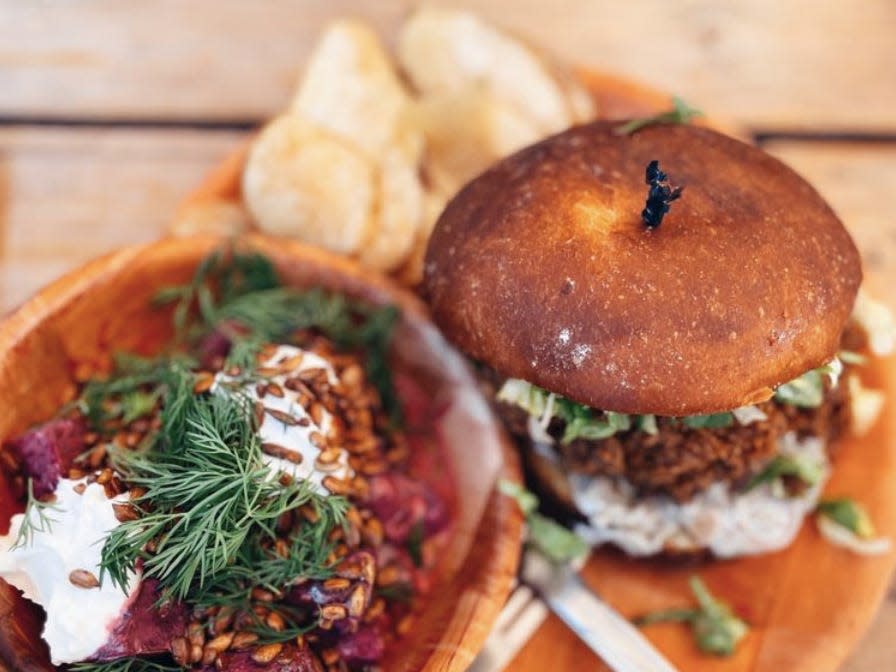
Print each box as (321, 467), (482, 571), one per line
(1, 0), (895, 131)
(0, 126), (246, 309)
(842, 585), (896, 672)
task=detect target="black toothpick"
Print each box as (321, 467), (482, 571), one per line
(641, 160), (683, 229)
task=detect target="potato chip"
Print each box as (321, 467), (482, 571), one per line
(397, 188), (449, 286)
(243, 113), (375, 255)
(398, 8), (573, 135)
(292, 20), (419, 161)
(418, 84), (543, 194)
(359, 148), (424, 272)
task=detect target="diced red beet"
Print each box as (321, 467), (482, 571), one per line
(393, 373), (432, 430)
(196, 327), (233, 369)
(91, 579), (188, 661)
(6, 417), (87, 497)
(336, 625), (385, 665)
(366, 474), (427, 543)
(210, 642), (324, 672)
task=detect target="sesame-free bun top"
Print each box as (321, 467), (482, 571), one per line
(423, 121), (862, 415)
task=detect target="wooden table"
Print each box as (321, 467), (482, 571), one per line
(1, 1), (894, 669)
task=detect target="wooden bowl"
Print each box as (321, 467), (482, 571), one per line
(0, 233), (524, 671)
(171, 67), (896, 672)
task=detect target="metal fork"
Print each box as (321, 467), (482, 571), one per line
(468, 550), (680, 672)
(467, 583), (549, 672)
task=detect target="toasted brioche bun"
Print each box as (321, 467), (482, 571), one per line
(423, 121), (862, 415)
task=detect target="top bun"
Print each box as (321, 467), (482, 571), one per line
(423, 121), (862, 415)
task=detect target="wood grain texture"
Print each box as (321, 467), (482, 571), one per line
(0, 126), (246, 309)
(2, 0), (895, 131)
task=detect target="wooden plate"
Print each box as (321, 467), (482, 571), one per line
(173, 66), (896, 672)
(0, 234), (524, 671)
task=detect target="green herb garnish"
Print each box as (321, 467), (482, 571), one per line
(80, 352), (196, 431)
(614, 97), (702, 135)
(496, 380), (636, 445)
(774, 368), (826, 408)
(682, 413), (735, 429)
(155, 248), (402, 426)
(815, 497), (892, 555)
(12, 478), (62, 550)
(407, 519), (425, 568)
(497, 379), (739, 443)
(817, 498), (876, 538)
(69, 658), (182, 672)
(634, 576), (748, 656)
(498, 479), (588, 564)
(99, 365), (347, 601)
(558, 403), (631, 443)
(377, 582), (415, 604)
(774, 358), (843, 409)
(745, 453), (823, 493)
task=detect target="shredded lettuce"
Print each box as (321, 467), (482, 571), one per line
(498, 380), (755, 443)
(498, 355), (847, 445)
(816, 498), (892, 555)
(498, 480), (588, 563)
(745, 453), (824, 493)
(682, 413), (734, 429)
(774, 357), (843, 409)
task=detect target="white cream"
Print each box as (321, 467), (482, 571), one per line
(0, 478), (138, 664)
(570, 433), (830, 557)
(214, 344), (353, 493)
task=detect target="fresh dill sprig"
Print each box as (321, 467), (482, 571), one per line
(154, 249), (280, 342)
(12, 478), (62, 549)
(68, 657), (182, 672)
(80, 352), (196, 431)
(210, 601), (321, 644)
(101, 376), (346, 601)
(212, 287), (353, 344)
(614, 96), (703, 135)
(155, 248), (404, 426)
(193, 496), (348, 609)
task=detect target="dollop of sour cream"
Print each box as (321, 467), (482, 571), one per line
(214, 344), (354, 493)
(0, 478), (138, 664)
(570, 433), (830, 557)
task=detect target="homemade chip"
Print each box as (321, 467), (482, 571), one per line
(292, 19), (420, 162)
(243, 114), (375, 255)
(418, 84), (544, 195)
(359, 148), (423, 272)
(397, 8), (575, 135)
(397, 188), (449, 286)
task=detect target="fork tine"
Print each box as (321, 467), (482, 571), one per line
(468, 585), (549, 672)
(493, 584), (531, 632)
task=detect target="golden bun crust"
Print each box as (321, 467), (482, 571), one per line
(423, 121), (862, 415)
